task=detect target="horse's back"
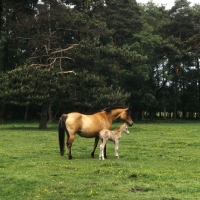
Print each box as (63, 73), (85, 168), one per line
(67, 112), (82, 121)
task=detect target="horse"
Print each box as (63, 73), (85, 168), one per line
(58, 106), (133, 159)
(99, 123), (130, 160)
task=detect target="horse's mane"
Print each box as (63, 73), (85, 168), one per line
(103, 106), (129, 113)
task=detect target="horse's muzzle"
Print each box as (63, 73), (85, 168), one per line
(127, 122), (133, 126)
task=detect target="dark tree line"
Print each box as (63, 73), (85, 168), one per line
(0, 0), (200, 127)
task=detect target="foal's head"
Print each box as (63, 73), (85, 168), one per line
(121, 123), (130, 135)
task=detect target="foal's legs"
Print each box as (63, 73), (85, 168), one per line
(91, 136), (99, 158)
(99, 139), (107, 160)
(114, 140), (119, 158)
(99, 143), (104, 160)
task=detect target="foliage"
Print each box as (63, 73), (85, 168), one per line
(0, 66), (72, 106)
(1, 0), (200, 122)
(105, 0), (142, 46)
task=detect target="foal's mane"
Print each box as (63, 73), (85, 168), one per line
(103, 106), (129, 113)
(115, 123), (126, 130)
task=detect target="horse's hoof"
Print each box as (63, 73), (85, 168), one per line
(68, 156), (73, 160)
(91, 152), (94, 158)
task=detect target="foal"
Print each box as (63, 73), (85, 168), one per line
(99, 123), (130, 160)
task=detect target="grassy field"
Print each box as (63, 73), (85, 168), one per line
(0, 120), (200, 200)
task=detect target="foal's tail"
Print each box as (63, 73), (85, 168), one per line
(58, 114), (68, 156)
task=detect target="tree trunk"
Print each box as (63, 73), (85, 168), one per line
(163, 106), (166, 119)
(173, 101), (177, 121)
(39, 104), (48, 129)
(24, 104), (30, 122)
(48, 104), (53, 123)
(141, 111), (145, 120)
(150, 109), (153, 121)
(173, 65), (179, 121)
(150, 107), (156, 121)
(0, 0), (2, 38)
(0, 102), (5, 124)
(197, 58), (200, 120)
(137, 110), (142, 121)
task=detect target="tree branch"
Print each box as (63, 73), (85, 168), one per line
(50, 44), (78, 55)
(28, 64), (49, 68)
(47, 56), (74, 61)
(57, 70), (76, 75)
(27, 44), (78, 71)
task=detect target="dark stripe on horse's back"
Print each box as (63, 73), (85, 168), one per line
(103, 106), (127, 112)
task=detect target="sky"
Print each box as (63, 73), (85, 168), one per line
(137, 0), (200, 9)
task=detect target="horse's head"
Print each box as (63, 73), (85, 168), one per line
(119, 108), (133, 126)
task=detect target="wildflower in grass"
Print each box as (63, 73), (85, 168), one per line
(43, 189), (50, 193)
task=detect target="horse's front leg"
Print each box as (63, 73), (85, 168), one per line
(104, 144), (107, 159)
(67, 135), (75, 160)
(91, 136), (99, 158)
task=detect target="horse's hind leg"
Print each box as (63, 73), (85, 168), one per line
(91, 136), (99, 158)
(66, 135), (75, 160)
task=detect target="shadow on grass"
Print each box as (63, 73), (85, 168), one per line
(0, 121), (58, 132)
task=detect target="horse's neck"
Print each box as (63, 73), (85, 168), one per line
(109, 109), (125, 121)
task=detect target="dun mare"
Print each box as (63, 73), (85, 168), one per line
(58, 106), (133, 159)
(99, 123), (130, 160)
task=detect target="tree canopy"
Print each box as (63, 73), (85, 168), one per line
(1, 0), (200, 127)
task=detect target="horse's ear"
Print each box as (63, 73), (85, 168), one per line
(126, 108), (131, 114)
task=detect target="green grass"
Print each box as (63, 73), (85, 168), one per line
(1, 120), (200, 199)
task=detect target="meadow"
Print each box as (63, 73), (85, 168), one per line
(0, 120), (200, 200)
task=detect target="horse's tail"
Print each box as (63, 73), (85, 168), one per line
(58, 114), (68, 156)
